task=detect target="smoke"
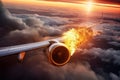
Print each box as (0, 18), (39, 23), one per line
(0, 0), (120, 80)
(0, 1), (64, 47)
(1, 50), (99, 80)
(0, 0), (27, 37)
(75, 48), (120, 80)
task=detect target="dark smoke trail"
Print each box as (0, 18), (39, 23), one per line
(0, 0), (27, 37)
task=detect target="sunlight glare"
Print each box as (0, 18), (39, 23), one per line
(85, 0), (94, 14)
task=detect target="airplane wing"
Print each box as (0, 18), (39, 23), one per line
(0, 37), (71, 66)
(0, 37), (62, 57)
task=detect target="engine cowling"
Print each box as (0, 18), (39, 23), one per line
(48, 43), (70, 66)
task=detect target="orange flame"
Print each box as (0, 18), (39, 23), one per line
(62, 27), (97, 56)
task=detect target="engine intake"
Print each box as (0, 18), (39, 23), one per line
(48, 43), (70, 66)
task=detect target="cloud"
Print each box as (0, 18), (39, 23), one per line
(108, 41), (120, 47)
(1, 50), (99, 80)
(110, 73), (120, 80)
(73, 47), (120, 80)
(0, 1), (28, 37)
(0, 2), (69, 47)
(16, 14), (70, 26)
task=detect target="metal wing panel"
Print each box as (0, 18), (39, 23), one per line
(0, 40), (50, 57)
(0, 37), (63, 57)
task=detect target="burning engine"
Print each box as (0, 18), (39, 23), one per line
(48, 42), (71, 66)
(0, 27), (99, 66)
(47, 27), (97, 66)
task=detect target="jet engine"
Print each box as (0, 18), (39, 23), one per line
(48, 42), (71, 66)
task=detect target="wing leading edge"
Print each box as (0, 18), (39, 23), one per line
(0, 37), (62, 57)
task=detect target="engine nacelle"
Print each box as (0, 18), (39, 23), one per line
(48, 42), (70, 66)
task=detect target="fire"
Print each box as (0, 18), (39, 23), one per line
(62, 27), (95, 56)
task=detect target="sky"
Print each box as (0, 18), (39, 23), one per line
(42, 0), (120, 5)
(2, 0), (120, 15)
(3, 0), (120, 6)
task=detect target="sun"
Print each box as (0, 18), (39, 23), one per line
(85, 0), (94, 14)
(86, 1), (93, 12)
